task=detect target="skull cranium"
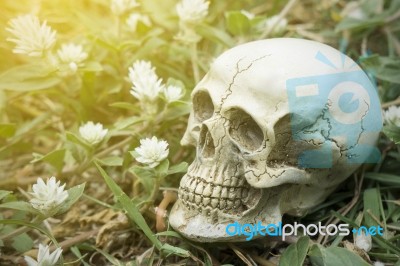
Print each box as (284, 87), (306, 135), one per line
(169, 38), (382, 242)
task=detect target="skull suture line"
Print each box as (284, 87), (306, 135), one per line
(169, 38), (382, 242)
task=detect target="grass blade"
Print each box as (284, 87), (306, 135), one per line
(94, 161), (162, 250)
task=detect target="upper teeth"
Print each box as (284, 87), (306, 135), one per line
(177, 161), (261, 218)
(178, 175), (252, 215)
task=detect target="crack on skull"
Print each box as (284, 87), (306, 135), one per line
(274, 101), (285, 112)
(295, 99), (370, 165)
(245, 167), (287, 181)
(340, 100), (369, 154)
(297, 102), (343, 157)
(217, 54), (271, 112)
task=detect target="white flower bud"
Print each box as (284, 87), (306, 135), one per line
(6, 14), (57, 57)
(134, 136), (169, 168)
(354, 231), (372, 252)
(24, 244), (63, 266)
(30, 177), (68, 216)
(79, 121), (108, 145)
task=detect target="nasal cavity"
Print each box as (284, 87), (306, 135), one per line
(199, 125), (215, 159)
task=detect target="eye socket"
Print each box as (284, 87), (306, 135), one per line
(227, 108), (264, 152)
(268, 114), (316, 167)
(192, 90), (214, 122)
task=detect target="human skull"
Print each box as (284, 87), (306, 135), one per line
(169, 38), (382, 242)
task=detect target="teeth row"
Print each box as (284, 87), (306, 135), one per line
(178, 190), (246, 213)
(180, 175), (249, 198)
(178, 172), (251, 214)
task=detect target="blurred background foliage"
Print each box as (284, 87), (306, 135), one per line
(0, 0), (399, 265)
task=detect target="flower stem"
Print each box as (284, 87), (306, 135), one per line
(149, 178), (161, 203)
(259, 0), (297, 39)
(116, 16), (122, 39)
(139, 176), (162, 213)
(0, 226), (30, 241)
(191, 42), (200, 83)
(382, 97), (400, 109)
(0, 216), (41, 241)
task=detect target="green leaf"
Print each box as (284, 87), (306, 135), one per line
(168, 162), (188, 175)
(128, 166), (155, 195)
(360, 0), (383, 16)
(383, 125), (400, 144)
(363, 188), (381, 227)
(161, 243), (190, 258)
(335, 17), (384, 32)
(113, 116), (146, 131)
(31, 149), (66, 172)
(196, 24), (234, 47)
(0, 190), (12, 201)
(66, 132), (92, 150)
(109, 102), (139, 111)
(0, 124), (16, 138)
(370, 235), (400, 255)
(81, 61), (103, 72)
(130, 37), (167, 61)
(0, 64), (61, 91)
(95, 162), (162, 249)
(0, 201), (39, 214)
(129, 165), (155, 179)
(308, 244), (370, 266)
(54, 183), (86, 215)
(16, 113), (50, 136)
(156, 231), (184, 239)
(12, 233), (33, 253)
(156, 159), (169, 177)
(96, 156), (123, 166)
(70, 246), (91, 266)
(361, 56), (400, 84)
(330, 210), (358, 228)
(162, 102), (191, 121)
(0, 219), (59, 246)
(279, 236), (310, 266)
(225, 11), (251, 36)
(364, 172), (400, 185)
(376, 57), (400, 84)
(89, 245), (124, 266)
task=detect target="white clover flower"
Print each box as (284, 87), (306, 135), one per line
(128, 60), (164, 102)
(6, 14), (57, 57)
(24, 243), (62, 266)
(134, 136), (169, 168)
(57, 43), (88, 72)
(176, 0), (210, 24)
(373, 261), (385, 266)
(262, 15), (287, 35)
(163, 85), (184, 102)
(341, 1), (367, 20)
(354, 231), (372, 252)
(126, 13), (152, 32)
(111, 0), (139, 16)
(79, 121), (108, 145)
(383, 106), (400, 127)
(30, 177), (68, 216)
